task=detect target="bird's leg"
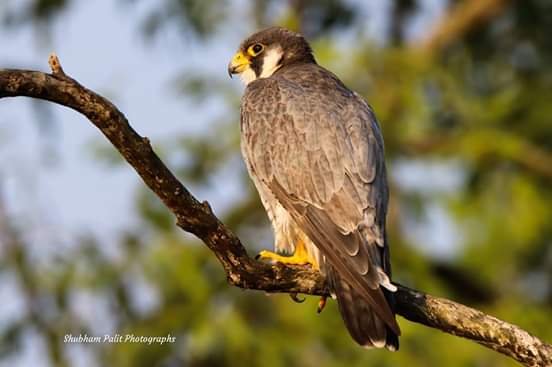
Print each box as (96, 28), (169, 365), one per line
(256, 239), (318, 269)
(257, 239), (323, 308)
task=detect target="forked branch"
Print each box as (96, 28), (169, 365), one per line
(0, 57), (549, 367)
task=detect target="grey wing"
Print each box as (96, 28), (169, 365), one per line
(241, 77), (399, 336)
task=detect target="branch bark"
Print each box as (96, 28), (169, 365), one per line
(0, 58), (550, 367)
(420, 0), (510, 53)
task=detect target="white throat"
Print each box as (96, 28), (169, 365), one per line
(239, 68), (257, 85)
(240, 47), (283, 85)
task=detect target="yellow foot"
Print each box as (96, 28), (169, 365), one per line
(256, 250), (314, 267)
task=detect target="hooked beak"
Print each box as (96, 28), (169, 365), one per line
(228, 51), (250, 78)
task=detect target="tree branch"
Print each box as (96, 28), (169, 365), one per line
(420, 0), (510, 53)
(0, 57), (550, 367)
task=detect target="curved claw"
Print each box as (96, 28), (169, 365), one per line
(289, 293), (306, 303)
(317, 296), (327, 313)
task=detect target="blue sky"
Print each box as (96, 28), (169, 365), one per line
(0, 0), (237, 251)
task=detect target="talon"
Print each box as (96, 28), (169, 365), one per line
(317, 296), (327, 313)
(256, 247), (317, 269)
(290, 293), (305, 303)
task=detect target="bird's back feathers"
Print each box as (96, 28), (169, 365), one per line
(240, 62), (400, 348)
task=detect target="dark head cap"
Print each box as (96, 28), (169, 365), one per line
(228, 27), (316, 84)
(239, 27), (315, 67)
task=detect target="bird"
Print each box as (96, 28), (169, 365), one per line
(228, 26), (400, 350)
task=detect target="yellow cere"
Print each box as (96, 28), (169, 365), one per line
(230, 51), (250, 73)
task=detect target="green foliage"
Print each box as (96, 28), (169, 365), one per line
(1, 1), (551, 366)
(141, 0), (228, 39)
(2, 0), (70, 27)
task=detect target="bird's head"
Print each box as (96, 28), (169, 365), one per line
(228, 27), (316, 85)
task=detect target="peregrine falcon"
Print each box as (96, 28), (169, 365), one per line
(228, 27), (400, 350)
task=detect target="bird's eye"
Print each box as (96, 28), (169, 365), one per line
(249, 44), (264, 56)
